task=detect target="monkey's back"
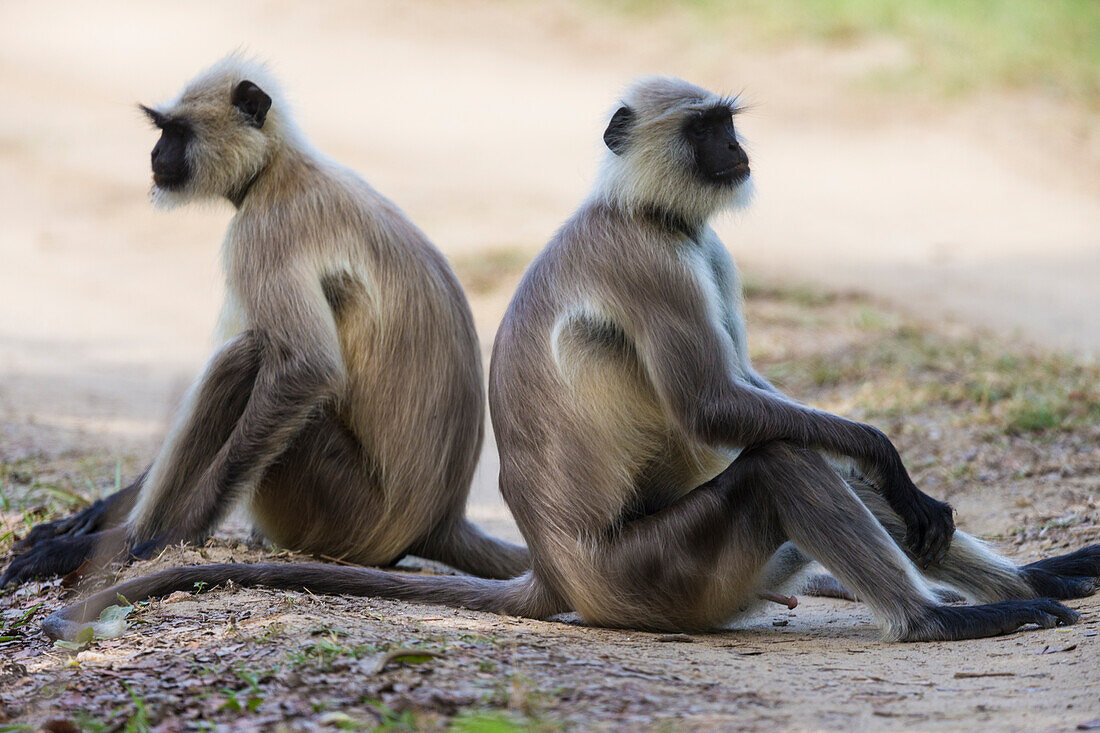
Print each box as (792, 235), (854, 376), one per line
(231, 153), (484, 562)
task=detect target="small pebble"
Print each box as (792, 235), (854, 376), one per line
(655, 633), (694, 643)
(164, 591), (192, 604)
(772, 619), (789, 627)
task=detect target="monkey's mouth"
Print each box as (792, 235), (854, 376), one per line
(714, 163), (750, 183)
(153, 172), (188, 190)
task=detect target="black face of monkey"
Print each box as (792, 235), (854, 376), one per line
(683, 107), (749, 186)
(603, 102), (750, 188)
(141, 106), (192, 190)
(138, 80), (270, 194)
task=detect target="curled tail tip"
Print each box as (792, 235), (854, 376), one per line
(42, 611), (90, 642)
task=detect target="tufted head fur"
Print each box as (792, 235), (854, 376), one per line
(140, 54), (301, 208)
(593, 76), (754, 226)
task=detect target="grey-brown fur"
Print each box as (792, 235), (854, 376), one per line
(41, 76), (1096, 643)
(4, 55), (526, 589)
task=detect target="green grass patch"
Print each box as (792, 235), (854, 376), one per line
(450, 710), (530, 732)
(284, 635), (388, 670)
(758, 300), (1100, 435)
(590, 0), (1100, 107)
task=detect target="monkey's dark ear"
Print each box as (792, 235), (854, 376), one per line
(139, 104), (166, 128)
(603, 106), (635, 156)
(232, 80), (272, 129)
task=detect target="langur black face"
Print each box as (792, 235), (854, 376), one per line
(682, 106), (749, 187)
(139, 80), (271, 195)
(603, 99), (750, 190)
(141, 105), (193, 190)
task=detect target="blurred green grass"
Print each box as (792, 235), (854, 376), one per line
(746, 281), (1100, 436)
(592, 0), (1100, 107)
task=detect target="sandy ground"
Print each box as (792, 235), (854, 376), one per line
(1, 1), (1100, 729)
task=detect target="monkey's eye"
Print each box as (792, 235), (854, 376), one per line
(686, 119), (710, 140)
(161, 120), (193, 140)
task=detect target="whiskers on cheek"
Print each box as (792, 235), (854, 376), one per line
(725, 175), (755, 211)
(150, 184), (189, 209)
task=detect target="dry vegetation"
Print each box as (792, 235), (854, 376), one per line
(2, 274), (1099, 731)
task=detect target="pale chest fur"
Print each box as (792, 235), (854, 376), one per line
(213, 235), (250, 346)
(679, 235), (754, 380)
(213, 290), (248, 345)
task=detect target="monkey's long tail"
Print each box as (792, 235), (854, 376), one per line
(41, 564), (556, 642)
(412, 519), (530, 580)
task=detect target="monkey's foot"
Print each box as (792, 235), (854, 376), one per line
(12, 496), (119, 554)
(1022, 545), (1100, 599)
(0, 528), (127, 588)
(905, 599), (1078, 642)
(801, 573), (858, 601)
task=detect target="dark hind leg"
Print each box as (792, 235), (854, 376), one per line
(1021, 547), (1100, 599)
(261, 414), (529, 579)
(251, 412), (395, 564)
(753, 447), (1077, 639)
(2, 483), (149, 589)
(407, 520), (530, 580)
(567, 441), (1076, 640)
(1, 335), (260, 588)
(846, 477), (1097, 602)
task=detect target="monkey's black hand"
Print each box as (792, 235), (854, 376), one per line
(895, 487), (955, 569)
(13, 478), (142, 555)
(855, 423), (954, 567)
(2, 535), (93, 587)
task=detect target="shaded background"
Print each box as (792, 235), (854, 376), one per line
(1, 0), (1098, 531)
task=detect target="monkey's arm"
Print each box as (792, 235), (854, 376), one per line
(745, 370), (782, 395)
(624, 275), (954, 567)
(129, 273), (346, 546)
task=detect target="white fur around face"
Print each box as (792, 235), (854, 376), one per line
(144, 54), (301, 206)
(592, 76), (754, 225)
